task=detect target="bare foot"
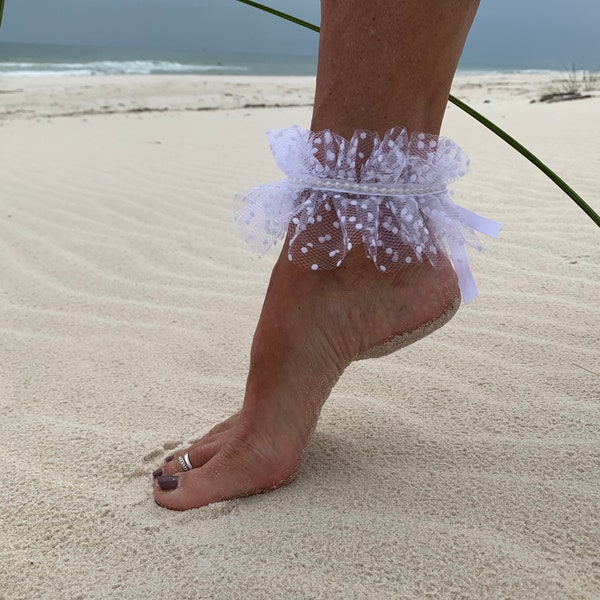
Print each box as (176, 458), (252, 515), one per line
(153, 244), (460, 510)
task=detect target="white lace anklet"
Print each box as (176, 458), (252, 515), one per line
(234, 126), (501, 303)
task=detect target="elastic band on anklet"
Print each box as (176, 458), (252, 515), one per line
(287, 177), (448, 197)
(234, 126), (501, 303)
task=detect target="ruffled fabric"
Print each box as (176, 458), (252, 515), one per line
(234, 126), (501, 303)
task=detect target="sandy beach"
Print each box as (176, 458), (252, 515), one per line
(0, 73), (598, 599)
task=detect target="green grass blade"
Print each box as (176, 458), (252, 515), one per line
(448, 95), (599, 227)
(235, 0), (319, 33)
(233, 0), (599, 228)
(0, 0), (6, 29)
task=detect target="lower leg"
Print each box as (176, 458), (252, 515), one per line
(313, 0), (480, 137)
(153, 0), (479, 510)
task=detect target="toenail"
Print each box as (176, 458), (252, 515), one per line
(156, 475), (179, 491)
(164, 455), (174, 463)
(152, 468), (163, 479)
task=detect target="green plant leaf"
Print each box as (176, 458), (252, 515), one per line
(234, 0), (599, 228)
(449, 95), (599, 227)
(0, 0), (6, 29)
(235, 0), (319, 33)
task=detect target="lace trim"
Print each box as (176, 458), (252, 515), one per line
(234, 126), (501, 303)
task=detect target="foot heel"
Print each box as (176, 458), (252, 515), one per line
(356, 296), (460, 360)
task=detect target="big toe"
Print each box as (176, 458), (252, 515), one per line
(154, 469), (224, 510)
(153, 460), (263, 510)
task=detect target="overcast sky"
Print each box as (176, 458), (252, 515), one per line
(1, 0), (599, 69)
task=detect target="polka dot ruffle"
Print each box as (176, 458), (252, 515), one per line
(234, 126), (501, 303)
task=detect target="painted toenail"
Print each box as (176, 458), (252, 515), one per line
(152, 468), (163, 479)
(164, 455), (174, 462)
(156, 475), (179, 491)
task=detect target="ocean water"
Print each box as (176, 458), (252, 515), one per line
(0, 41), (319, 77)
(0, 41), (554, 78)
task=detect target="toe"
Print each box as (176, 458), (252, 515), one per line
(153, 472), (197, 511)
(153, 466), (233, 510)
(161, 442), (220, 476)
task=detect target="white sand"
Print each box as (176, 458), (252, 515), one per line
(0, 74), (598, 599)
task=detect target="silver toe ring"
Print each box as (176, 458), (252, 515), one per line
(178, 453), (193, 472)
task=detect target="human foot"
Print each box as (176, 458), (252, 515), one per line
(153, 245), (459, 510)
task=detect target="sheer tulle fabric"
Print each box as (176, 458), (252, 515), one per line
(234, 126), (500, 303)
